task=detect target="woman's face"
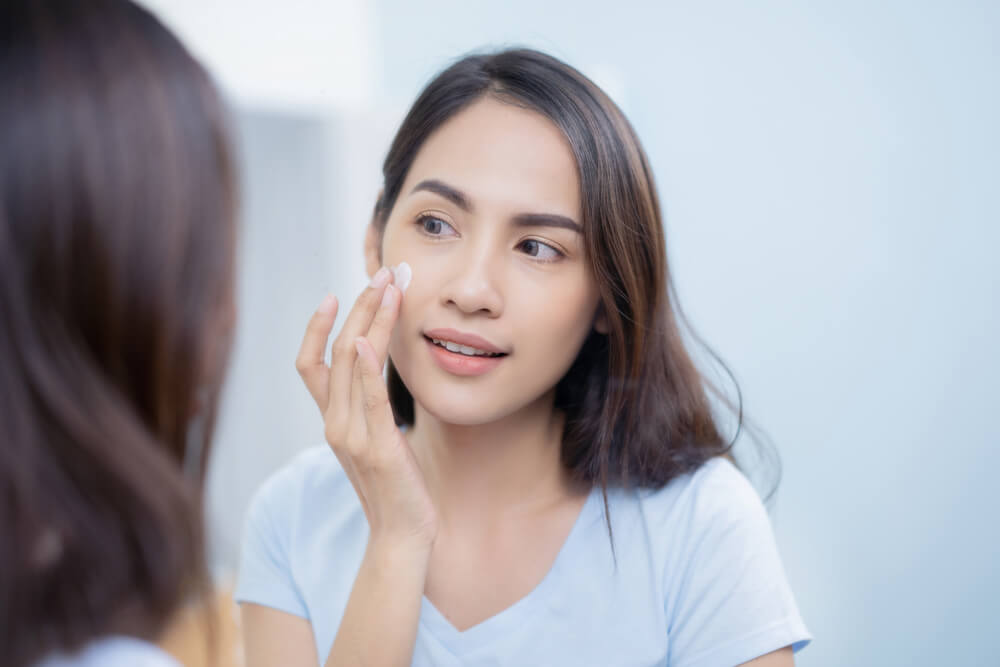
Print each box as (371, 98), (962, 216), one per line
(377, 97), (602, 425)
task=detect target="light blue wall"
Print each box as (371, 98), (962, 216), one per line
(371, 1), (999, 664)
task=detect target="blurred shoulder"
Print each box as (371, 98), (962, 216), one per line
(248, 444), (352, 514)
(637, 456), (768, 531)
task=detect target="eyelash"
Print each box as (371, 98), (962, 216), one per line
(414, 214), (565, 263)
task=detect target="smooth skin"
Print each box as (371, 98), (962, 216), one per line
(240, 98), (796, 667)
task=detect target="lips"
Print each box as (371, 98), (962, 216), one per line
(424, 337), (506, 376)
(422, 328), (509, 355)
(422, 328), (509, 377)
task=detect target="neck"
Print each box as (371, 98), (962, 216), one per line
(408, 390), (581, 534)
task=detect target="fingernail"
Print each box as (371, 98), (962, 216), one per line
(391, 262), (412, 293)
(370, 266), (390, 289)
(381, 284), (395, 308)
(318, 294), (336, 314)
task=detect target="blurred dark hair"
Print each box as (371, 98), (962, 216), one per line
(0, 1), (237, 665)
(373, 48), (779, 555)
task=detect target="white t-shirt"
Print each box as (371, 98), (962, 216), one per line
(235, 445), (812, 666)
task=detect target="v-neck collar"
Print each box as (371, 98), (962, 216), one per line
(419, 484), (601, 656)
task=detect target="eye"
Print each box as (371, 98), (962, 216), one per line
(416, 214), (457, 237)
(518, 239), (563, 263)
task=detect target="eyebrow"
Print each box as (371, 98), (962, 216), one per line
(410, 178), (582, 234)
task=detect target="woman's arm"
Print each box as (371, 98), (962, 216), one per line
(241, 604), (319, 667)
(241, 277), (438, 667)
(322, 539), (431, 666)
(241, 540), (430, 667)
(738, 646), (795, 666)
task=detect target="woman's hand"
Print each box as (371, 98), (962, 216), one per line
(296, 267), (438, 551)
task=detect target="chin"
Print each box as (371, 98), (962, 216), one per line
(410, 386), (516, 426)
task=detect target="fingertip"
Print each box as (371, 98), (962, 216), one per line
(369, 266), (391, 289)
(380, 283), (398, 309)
(318, 293), (337, 315)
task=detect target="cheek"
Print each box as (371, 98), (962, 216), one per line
(385, 263), (437, 363)
(380, 225), (442, 297)
(387, 288), (418, 361)
(514, 280), (597, 358)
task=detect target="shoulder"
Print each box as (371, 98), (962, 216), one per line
(236, 443), (362, 612)
(629, 456), (777, 588)
(641, 459), (812, 664)
(638, 456), (767, 532)
(245, 444), (356, 529)
(611, 459), (813, 666)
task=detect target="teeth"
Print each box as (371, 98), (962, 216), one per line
(430, 338), (501, 357)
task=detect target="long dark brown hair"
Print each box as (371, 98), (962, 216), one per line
(0, 1), (237, 665)
(373, 48), (779, 553)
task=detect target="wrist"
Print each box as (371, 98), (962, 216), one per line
(366, 535), (434, 570)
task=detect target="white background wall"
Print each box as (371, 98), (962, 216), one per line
(142, 2), (998, 665)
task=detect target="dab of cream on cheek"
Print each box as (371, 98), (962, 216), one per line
(390, 262), (412, 293)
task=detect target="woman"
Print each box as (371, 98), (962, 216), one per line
(0, 1), (238, 665)
(237, 49), (812, 666)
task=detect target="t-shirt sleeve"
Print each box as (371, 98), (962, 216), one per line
(665, 460), (812, 667)
(233, 466), (308, 618)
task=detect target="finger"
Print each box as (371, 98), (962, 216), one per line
(365, 284), (401, 368)
(346, 347), (367, 457)
(295, 294), (338, 409)
(355, 337), (397, 446)
(332, 356), (371, 512)
(326, 267), (393, 417)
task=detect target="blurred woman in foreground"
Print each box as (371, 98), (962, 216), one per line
(0, 1), (238, 665)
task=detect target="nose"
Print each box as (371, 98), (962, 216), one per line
(441, 247), (504, 317)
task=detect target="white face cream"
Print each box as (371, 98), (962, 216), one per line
(391, 262), (412, 293)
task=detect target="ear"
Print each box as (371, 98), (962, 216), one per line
(364, 190), (386, 280)
(594, 301), (610, 335)
(364, 222), (381, 280)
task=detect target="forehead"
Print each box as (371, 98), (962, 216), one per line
(401, 97), (582, 219)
